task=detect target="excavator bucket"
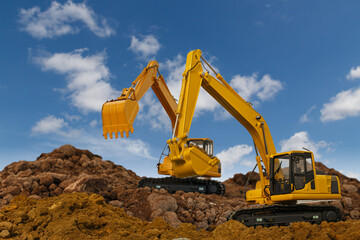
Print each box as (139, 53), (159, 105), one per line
(102, 99), (139, 139)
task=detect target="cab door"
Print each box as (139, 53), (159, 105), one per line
(270, 154), (292, 195)
(292, 152), (315, 191)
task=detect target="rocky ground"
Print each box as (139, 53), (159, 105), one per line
(0, 145), (359, 239)
(0, 192), (358, 239)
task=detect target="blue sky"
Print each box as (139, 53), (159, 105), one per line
(1, 0), (360, 180)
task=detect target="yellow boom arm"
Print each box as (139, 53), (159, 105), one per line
(167, 49), (340, 204)
(102, 61), (177, 139)
(167, 50), (275, 178)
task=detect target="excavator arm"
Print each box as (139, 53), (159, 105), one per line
(102, 61), (177, 139)
(167, 50), (275, 179)
(168, 49), (340, 204)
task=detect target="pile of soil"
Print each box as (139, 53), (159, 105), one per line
(0, 145), (359, 230)
(0, 192), (358, 239)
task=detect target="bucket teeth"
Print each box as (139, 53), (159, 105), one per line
(101, 99), (139, 139)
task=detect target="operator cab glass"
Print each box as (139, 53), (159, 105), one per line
(187, 139), (213, 157)
(270, 152), (315, 195)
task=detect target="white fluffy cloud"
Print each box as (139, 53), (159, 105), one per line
(279, 131), (331, 158)
(31, 115), (155, 160)
(346, 66), (360, 80)
(129, 35), (161, 59)
(137, 91), (172, 132)
(161, 54), (219, 113)
(34, 49), (119, 113)
(299, 105), (316, 123)
(31, 115), (80, 138)
(230, 73), (283, 103)
(320, 86), (360, 122)
(217, 144), (253, 169)
(137, 53), (283, 130)
(19, 1), (114, 39)
(32, 115), (66, 134)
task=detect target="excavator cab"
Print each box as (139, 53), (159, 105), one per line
(187, 138), (214, 157)
(265, 151), (341, 203)
(269, 152), (314, 195)
(158, 138), (221, 178)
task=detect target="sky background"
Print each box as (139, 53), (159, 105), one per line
(1, 0), (360, 181)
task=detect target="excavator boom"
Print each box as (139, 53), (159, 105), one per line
(102, 61), (177, 139)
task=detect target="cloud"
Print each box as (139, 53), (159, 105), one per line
(340, 170), (359, 179)
(89, 120), (98, 127)
(299, 105), (316, 123)
(161, 54), (219, 113)
(19, 1), (114, 39)
(32, 115), (66, 134)
(65, 113), (81, 121)
(320, 86), (360, 122)
(230, 73), (283, 104)
(346, 66), (360, 80)
(31, 115), (155, 160)
(129, 35), (161, 59)
(216, 144), (253, 170)
(31, 115), (80, 138)
(34, 48), (119, 113)
(137, 91), (172, 132)
(279, 131), (331, 158)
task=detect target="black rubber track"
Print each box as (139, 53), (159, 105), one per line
(138, 177), (225, 195)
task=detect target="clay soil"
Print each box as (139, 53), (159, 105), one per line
(0, 145), (359, 239)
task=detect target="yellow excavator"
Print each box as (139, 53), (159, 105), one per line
(102, 50), (341, 226)
(102, 60), (224, 194)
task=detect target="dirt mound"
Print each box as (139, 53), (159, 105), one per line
(0, 144), (139, 206)
(0, 145), (359, 229)
(0, 192), (359, 239)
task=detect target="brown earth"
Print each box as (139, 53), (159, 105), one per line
(0, 192), (359, 240)
(0, 144), (359, 232)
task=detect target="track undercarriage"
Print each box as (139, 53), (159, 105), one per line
(228, 204), (342, 227)
(138, 177), (225, 195)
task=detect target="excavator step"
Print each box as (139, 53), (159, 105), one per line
(228, 204), (342, 227)
(138, 177), (225, 195)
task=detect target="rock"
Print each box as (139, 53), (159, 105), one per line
(58, 145), (77, 158)
(28, 195), (41, 200)
(64, 176), (110, 194)
(39, 174), (53, 186)
(205, 208), (217, 222)
(147, 193), (178, 215)
(79, 154), (90, 165)
(195, 209), (205, 221)
(0, 221), (13, 231)
(108, 200), (123, 208)
(49, 184), (57, 191)
(343, 197), (353, 209)
(1, 186), (21, 197)
(54, 187), (63, 196)
(59, 180), (72, 189)
(350, 210), (360, 219)
(186, 198), (196, 209)
(330, 200), (343, 213)
(0, 229), (10, 238)
(196, 220), (209, 229)
(342, 184), (358, 193)
(162, 211), (182, 228)
(3, 194), (13, 203)
(179, 210), (193, 223)
(196, 202), (208, 211)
